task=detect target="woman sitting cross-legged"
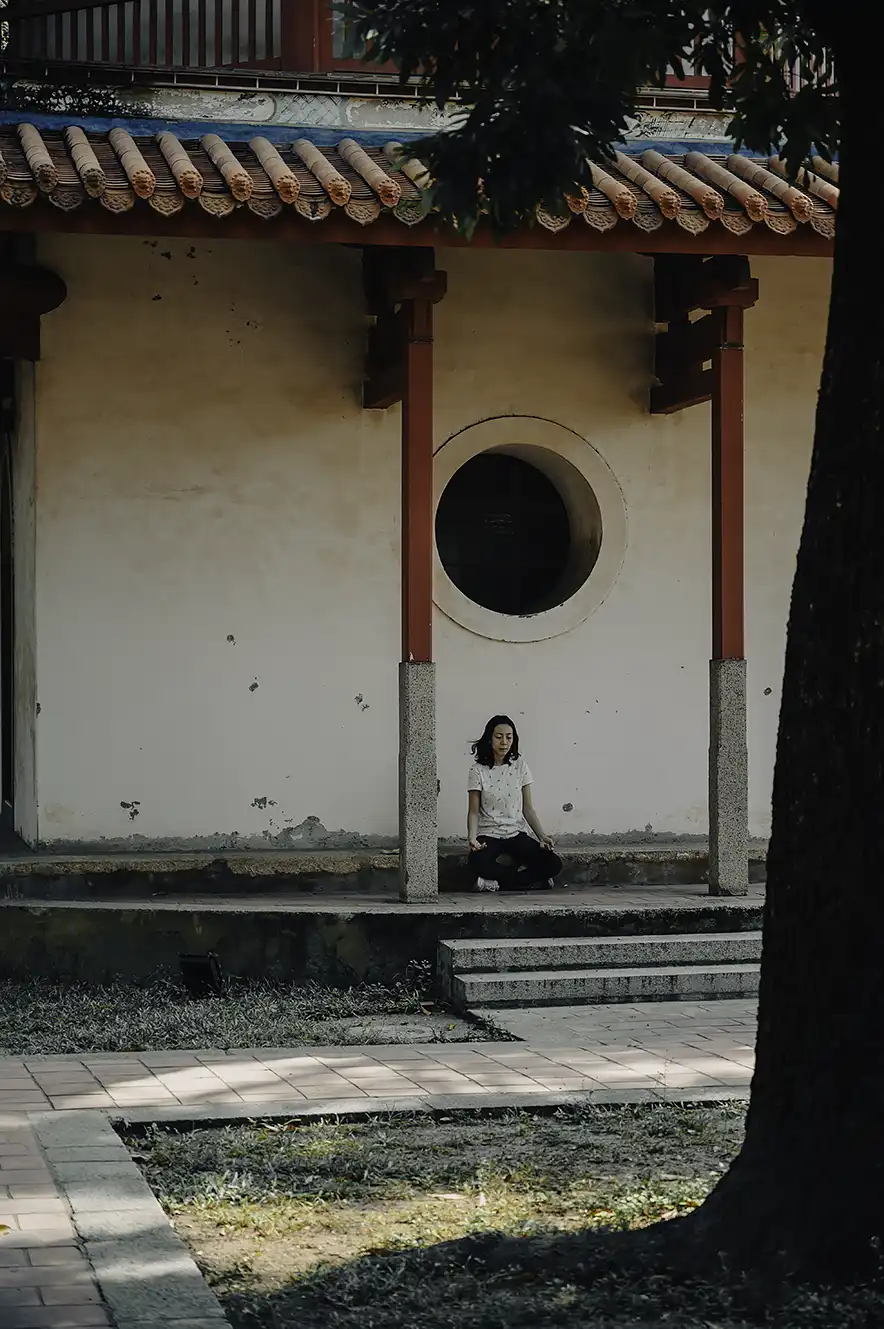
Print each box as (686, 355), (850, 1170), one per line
(467, 714), (563, 892)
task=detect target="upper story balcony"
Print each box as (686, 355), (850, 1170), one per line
(0, 1), (832, 98)
(0, 0), (395, 81)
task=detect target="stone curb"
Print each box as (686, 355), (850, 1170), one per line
(29, 1111), (230, 1328)
(26, 1087), (750, 1326)
(110, 1085), (749, 1127)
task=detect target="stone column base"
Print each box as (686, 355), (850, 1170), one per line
(399, 661), (438, 901)
(708, 657), (748, 897)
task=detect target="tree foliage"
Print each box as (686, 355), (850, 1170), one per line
(346, 0), (839, 229)
(342, 0), (884, 1295)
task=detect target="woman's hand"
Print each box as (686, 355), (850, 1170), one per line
(469, 837), (485, 852)
(540, 835), (555, 851)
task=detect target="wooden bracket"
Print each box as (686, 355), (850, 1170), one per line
(655, 314), (723, 378)
(651, 255), (754, 415)
(651, 364), (714, 414)
(0, 262), (67, 317)
(364, 306), (407, 410)
(654, 254), (758, 322)
(363, 246), (446, 410)
(0, 259), (67, 362)
(363, 245), (447, 317)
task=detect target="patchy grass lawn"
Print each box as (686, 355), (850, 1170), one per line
(125, 1103), (817, 1327)
(0, 971), (486, 1054)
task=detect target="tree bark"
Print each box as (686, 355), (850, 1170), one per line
(682, 54), (884, 1283)
(401, 70), (880, 1288)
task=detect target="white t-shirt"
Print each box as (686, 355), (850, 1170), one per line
(467, 756), (534, 840)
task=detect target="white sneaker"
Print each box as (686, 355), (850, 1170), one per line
(476, 877), (499, 892)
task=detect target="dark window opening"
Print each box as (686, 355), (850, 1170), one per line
(332, 14), (376, 60)
(435, 452), (572, 617)
(324, 7), (396, 71)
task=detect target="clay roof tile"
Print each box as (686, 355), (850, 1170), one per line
(0, 121), (832, 246)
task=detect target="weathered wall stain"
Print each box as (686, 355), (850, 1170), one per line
(31, 239), (824, 846)
(31, 827), (765, 855)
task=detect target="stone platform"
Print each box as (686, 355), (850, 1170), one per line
(0, 881), (765, 984)
(0, 842), (767, 901)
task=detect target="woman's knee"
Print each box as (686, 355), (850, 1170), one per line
(470, 848), (497, 875)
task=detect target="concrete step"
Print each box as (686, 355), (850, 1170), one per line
(440, 931), (761, 979)
(451, 961), (760, 1009)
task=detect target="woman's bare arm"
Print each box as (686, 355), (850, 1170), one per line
(468, 790), (483, 850)
(522, 785), (553, 848)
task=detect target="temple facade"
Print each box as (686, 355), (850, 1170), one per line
(0, 35), (835, 897)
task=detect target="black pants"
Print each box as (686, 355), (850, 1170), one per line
(469, 832), (563, 891)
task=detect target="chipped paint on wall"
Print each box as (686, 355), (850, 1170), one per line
(31, 238), (827, 846)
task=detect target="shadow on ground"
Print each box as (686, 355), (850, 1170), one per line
(219, 1232), (884, 1329)
(129, 1106), (884, 1327)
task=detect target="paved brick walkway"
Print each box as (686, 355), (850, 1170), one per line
(0, 1000), (757, 1324)
(0, 1118), (109, 1326)
(0, 1000), (756, 1115)
(477, 998), (758, 1056)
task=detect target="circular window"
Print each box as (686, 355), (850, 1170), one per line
(433, 417), (626, 643)
(436, 453), (574, 615)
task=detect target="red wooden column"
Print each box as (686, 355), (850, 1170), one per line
(363, 248), (446, 901)
(397, 292), (439, 900)
(708, 301), (749, 896)
(651, 257), (756, 897)
(401, 298), (434, 666)
(711, 304), (746, 663)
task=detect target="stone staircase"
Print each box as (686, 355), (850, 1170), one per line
(439, 931), (762, 1011)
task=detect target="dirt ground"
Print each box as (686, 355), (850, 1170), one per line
(127, 1103), (803, 1327)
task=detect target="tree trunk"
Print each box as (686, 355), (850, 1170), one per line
(684, 56), (884, 1283)
(412, 68), (882, 1290)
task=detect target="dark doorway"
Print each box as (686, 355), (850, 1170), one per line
(0, 361), (15, 829)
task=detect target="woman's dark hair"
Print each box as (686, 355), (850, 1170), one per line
(472, 715), (520, 768)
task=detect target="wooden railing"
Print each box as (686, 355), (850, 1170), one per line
(3, 0), (282, 68)
(1, 2), (834, 87)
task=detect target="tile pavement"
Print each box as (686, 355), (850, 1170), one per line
(0, 1000), (756, 1119)
(1, 1114), (227, 1328)
(0, 1116), (111, 1327)
(0, 998), (756, 1325)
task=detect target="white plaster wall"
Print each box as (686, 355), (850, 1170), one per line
(32, 236), (828, 847)
(34, 235), (401, 848)
(434, 252), (829, 843)
(12, 362), (38, 843)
